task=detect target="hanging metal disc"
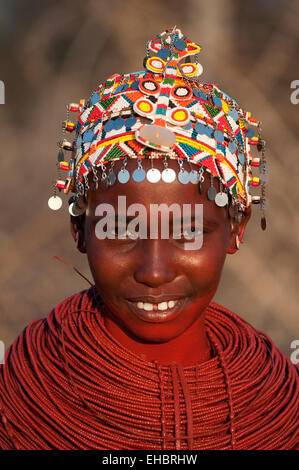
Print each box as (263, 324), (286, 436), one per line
(189, 170), (200, 184)
(48, 195), (62, 210)
(132, 168), (146, 182)
(161, 168), (176, 183)
(207, 186), (217, 200)
(101, 177), (109, 190)
(118, 169), (130, 184)
(215, 192), (229, 207)
(146, 168), (161, 183)
(108, 171), (116, 186)
(178, 170), (190, 184)
(68, 201), (86, 216)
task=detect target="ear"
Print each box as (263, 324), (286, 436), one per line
(227, 206), (251, 255)
(70, 213), (87, 254)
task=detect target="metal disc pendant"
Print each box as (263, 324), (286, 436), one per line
(146, 168), (161, 183)
(178, 170), (189, 184)
(68, 201), (85, 216)
(189, 170), (200, 184)
(108, 171), (116, 186)
(228, 141), (237, 154)
(101, 177), (109, 190)
(161, 168), (176, 183)
(118, 169), (130, 184)
(57, 150), (64, 162)
(48, 195), (62, 210)
(238, 152), (245, 165)
(207, 186), (217, 200)
(132, 168), (146, 182)
(215, 192), (229, 207)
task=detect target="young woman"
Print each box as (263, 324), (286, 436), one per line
(0, 27), (297, 450)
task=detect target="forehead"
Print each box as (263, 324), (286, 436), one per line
(86, 159), (228, 222)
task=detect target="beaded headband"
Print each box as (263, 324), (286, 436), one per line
(48, 27), (268, 230)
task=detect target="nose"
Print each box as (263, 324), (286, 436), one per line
(134, 239), (177, 288)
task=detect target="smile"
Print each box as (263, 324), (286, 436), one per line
(126, 297), (189, 323)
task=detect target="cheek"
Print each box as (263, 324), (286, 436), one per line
(183, 234), (228, 295)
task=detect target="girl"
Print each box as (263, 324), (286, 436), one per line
(0, 27), (298, 450)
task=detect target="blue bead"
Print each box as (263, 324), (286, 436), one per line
(90, 91), (101, 105)
(238, 152), (245, 165)
(130, 81), (139, 90)
(205, 127), (213, 138)
(199, 91), (207, 101)
(126, 116), (137, 128)
(213, 96), (222, 108)
(228, 109), (239, 121)
(83, 129), (94, 143)
(184, 121), (192, 131)
(246, 128), (255, 138)
(104, 120), (113, 132)
(114, 85), (124, 94)
(228, 141), (237, 154)
(114, 117), (125, 130)
(173, 39), (186, 51)
(214, 130), (224, 143)
(157, 48), (169, 60)
(194, 122), (207, 134)
(76, 136), (82, 148)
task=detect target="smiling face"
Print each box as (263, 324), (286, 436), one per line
(71, 158), (251, 344)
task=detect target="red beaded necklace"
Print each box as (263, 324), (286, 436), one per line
(0, 285), (298, 450)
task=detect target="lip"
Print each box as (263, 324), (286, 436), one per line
(126, 297), (189, 323)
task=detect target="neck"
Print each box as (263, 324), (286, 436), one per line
(103, 308), (211, 367)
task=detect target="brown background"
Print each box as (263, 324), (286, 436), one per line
(0, 0), (298, 356)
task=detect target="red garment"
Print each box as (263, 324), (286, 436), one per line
(0, 286), (298, 450)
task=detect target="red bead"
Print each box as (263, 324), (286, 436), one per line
(55, 180), (66, 189)
(68, 103), (80, 112)
(251, 158), (260, 167)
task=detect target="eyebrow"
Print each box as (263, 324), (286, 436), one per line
(113, 214), (219, 226)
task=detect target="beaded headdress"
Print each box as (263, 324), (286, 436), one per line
(48, 27), (268, 229)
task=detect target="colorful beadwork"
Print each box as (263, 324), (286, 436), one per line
(49, 26), (268, 228)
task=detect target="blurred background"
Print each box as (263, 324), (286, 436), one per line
(0, 0), (298, 356)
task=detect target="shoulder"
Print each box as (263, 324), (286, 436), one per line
(206, 301), (299, 450)
(0, 285), (98, 448)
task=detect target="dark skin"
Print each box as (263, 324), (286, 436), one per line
(71, 158), (251, 367)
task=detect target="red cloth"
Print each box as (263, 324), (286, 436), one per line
(0, 286), (298, 450)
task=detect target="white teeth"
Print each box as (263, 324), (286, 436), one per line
(143, 303), (153, 311)
(158, 302), (168, 311)
(135, 300), (179, 311)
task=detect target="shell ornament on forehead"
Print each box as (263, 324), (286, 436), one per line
(48, 26), (268, 230)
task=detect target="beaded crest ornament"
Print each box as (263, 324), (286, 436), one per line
(48, 27), (268, 230)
